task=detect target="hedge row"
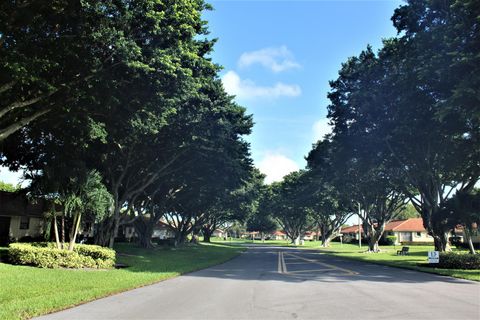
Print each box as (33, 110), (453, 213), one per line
(436, 252), (480, 270)
(8, 243), (116, 269)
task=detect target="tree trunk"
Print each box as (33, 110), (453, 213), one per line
(321, 228), (328, 247)
(68, 212), (82, 251)
(53, 214), (61, 249)
(322, 237), (332, 247)
(432, 231), (451, 252)
(135, 219), (155, 249)
(465, 230), (476, 255)
(202, 228), (213, 243)
(61, 214), (65, 249)
(108, 207), (121, 249)
(174, 231), (187, 247)
(367, 223), (385, 253)
(94, 218), (113, 247)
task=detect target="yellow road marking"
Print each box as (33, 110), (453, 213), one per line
(277, 251), (282, 273)
(284, 252), (358, 276)
(282, 251), (287, 273)
(277, 251), (288, 274)
(287, 269), (334, 273)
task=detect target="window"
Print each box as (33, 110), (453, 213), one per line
(415, 232), (421, 237)
(19, 216), (30, 230)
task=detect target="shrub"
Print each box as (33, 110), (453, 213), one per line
(379, 236), (397, 246)
(454, 242), (480, 250)
(8, 243), (115, 269)
(436, 252), (480, 270)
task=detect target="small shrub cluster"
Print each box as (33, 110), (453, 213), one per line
(8, 243), (115, 269)
(436, 252), (480, 270)
(454, 242), (480, 250)
(380, 235), (397, 245)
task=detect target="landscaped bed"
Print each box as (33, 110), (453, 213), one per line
(0, 243), (244, 320)
(8, 242), (116, 269)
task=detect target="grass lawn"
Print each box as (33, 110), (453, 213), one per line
(213, 239), (479, 281)
(0, 242), (244, 320)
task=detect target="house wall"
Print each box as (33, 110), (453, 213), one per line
(212, 230), (224, 238)
(9, 216), (44, 240)
(153, 228), (175, 239)
(393, 231), (433, 244)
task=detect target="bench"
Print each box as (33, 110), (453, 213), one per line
(397, 246), (409, 256)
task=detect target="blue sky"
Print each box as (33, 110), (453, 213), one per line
(205, 0), (403, 183)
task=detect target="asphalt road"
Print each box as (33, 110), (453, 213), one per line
(37, 245), (480, 320)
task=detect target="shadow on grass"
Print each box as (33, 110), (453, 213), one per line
(113, 242), (245, 274)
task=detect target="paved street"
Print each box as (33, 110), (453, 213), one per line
(37, 246), (480, 320)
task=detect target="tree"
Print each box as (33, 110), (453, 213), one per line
(201, 169), (264, 243)
(0, 0), (159, 140)
(0, 0), (252, 250)
(246, 214), (277, 242)
(384, 0), (480, 251)
(326, 34), (477, 251)
(0, 180), (20, 192)
(62, 171), (112, 250)
(440, 190), (480, 254)
(267, 171), (313, 244)
(396, 203), (420, 220)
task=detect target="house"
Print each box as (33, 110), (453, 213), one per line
(121, 220), (176, 242)
(212, 228), (226, 238)
(341, 225), (363, 242)
(271, 230), (287, 240)
(341, 218), (434, 245)
(383, 218), (433, 244)
(152, 221), (176, 240)
(303, 231), (318, 241)
(0, 191), (52, 245)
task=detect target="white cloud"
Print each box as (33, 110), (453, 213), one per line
(258, 152), (300, 184)
(221, 70), (301, 99)
(312, 118), (332, 141)
(238, 46), (301, 73)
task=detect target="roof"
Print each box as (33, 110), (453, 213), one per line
(341, 225), (361, 234)
(0, 191), (49, 218)
(388, 218), (425, 232)
(273, 230), (286, 236)
(341, 218), (427, 234)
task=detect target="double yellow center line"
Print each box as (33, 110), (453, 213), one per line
(277, 251), (358, 276)
(277, 251), (288, 274)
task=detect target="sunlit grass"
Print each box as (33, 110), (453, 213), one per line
(0, 243), (244, 320)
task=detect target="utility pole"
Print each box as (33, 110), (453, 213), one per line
(358, 202), (362, 248)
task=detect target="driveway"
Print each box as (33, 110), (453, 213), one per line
(36, 246), (480, 320)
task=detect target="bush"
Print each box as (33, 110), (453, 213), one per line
(454, 242), (480, 250)
(378, 236), (397, 246)
(436, 252), (480, 270)
(8, 243), (116, 269)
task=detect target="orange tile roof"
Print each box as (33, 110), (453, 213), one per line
(341, 225), (361, 234)
(389, 218), (425, 232)
(341, 218), (426, 234)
